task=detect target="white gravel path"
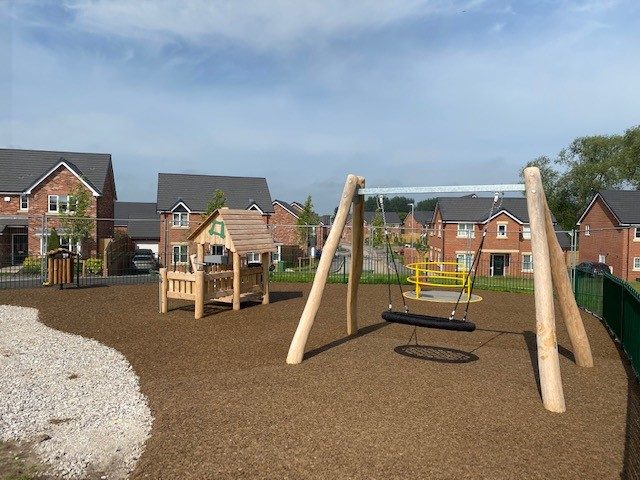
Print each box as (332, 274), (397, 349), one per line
(0, 305), (153, 479)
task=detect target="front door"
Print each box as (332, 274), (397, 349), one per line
(12, 234), (28, 266)
(491, 254), (506, 277)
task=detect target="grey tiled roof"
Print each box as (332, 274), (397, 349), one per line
(114, 202), (160, 240)
(156, 173), (274, 213)
(555, 229), (572, 250)
(598, 190), (640, 224)
(363, 211), (402, 225)
(273, 200), (299, 217)
(412, 210), (434, 225)
(319, 214), (332, 225)
(0, 148), (112, 194)
(436, 197), (557, 223)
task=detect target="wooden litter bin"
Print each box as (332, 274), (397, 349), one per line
(47, 248), (78, 289)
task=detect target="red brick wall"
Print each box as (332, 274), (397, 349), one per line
(579, 197), (640, 280)
(270, 203), (300, 246)
(96, 162), (116, 251)
(0, 194), (26, 216)
(25, 166), (100, 257)
(578, 198), (624, 277)
(428, 211), (535, 276)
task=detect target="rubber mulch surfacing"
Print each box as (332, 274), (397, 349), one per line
(0, 283), (632, 479)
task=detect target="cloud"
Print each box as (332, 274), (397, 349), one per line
(63, 0), (487, 51)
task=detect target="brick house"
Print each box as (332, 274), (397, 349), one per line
(114, 202), (160, 256)
(156, 173), (274, 268)
(0, 148), (116, 267)
(342, 211), (403, 245)
(402, 210), (434, 243)
(270, 200), (329, 264)
(428, 197), (570, 277)
(577, 190), (640, 281)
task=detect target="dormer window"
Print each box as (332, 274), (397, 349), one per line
(20, 194), (28, 210)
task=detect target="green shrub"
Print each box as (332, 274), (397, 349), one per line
(21, 257), (42, 274)
(85, 258), (103, 275)
(47, 228), (60, 252)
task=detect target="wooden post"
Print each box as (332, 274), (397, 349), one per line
(233, 252), (241, 311)
(543, 197), (593, 368)
(261, 251), (270, 305)
(287, 174), (362, 364)
(195, 270), (205, 319)
(159, 268), (168, 314)
(347, 178), (365, 335)
(197, 243), (205, 264)
(47, 257), (53, 284)
(524, 167), (566, 413)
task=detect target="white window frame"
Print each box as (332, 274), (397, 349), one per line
(20, 194), (28, 210)
(272, 245), (282, 263)
(455, 252), (474, 271)
(522, 224), (531, 240)
(457, 223), (474, 238)
(48, 195), (59, 213)
(172, 244), (189, 264)
(522, 253), (533, 273)
(585, 225), (590, 236)
(246, 252), (261, 263)
(634, 227), (640, 242)
(634, 257), (640, 271)
(598, 254), (606, 263)
(437, 221), (442, 238)
(47, 194), (74, 214)
(172, 212), (189, 228)
(497, 222), (508, 238)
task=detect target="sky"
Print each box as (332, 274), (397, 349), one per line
(1, 0), (639, 213)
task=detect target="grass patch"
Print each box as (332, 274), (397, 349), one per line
(0, 441), (45, 480)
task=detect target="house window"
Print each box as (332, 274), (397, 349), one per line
(272, 245), (282, 263)
(211, 245), (224, 255)
(457, 223), (474, 238)
(48, 195), (73, 213)
(456, 253), (474, 271)
(246, 252), (261, 263)
(437, 222), (442, 238)
(172, 212), (188, 228)
(497, 222), (508, 238)
(522, 224), (531, 240)
(20, 195), (28, 210)
(634, 257), (640, 271)
(598, 254), (606, 263)
(634, 227), (640, 241)
(585, 225), (590, 236)
(48, 195), (58, 212)
(522, 253), (533, 273)
(172, 245), (188, 264)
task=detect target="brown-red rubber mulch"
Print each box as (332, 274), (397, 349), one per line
(0, 283), (635, 479)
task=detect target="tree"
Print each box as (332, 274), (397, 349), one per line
(59, 185), (93, 255)
(521, 126), (640, 229)
(46, 227), (60, 252)
(371, 212), (384, 247)
(416, 198), (438, 211)
(296, 195), (319, 247)
(205, 189), (227, 215)
(364, 196), (414, 214)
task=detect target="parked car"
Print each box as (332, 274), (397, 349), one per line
(576, 261), (611, 276)
(132, 252), (158, 272)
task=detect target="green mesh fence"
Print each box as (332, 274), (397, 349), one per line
(577, 271), (640, 380)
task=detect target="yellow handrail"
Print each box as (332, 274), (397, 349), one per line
(406, 261), (471, 299)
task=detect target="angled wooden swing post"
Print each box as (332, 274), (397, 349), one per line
(287, 168), (592, 413)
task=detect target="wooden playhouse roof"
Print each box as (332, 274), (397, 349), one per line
(188, 208), (276, 254)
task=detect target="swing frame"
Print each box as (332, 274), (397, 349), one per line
(286, 169), (594, 413)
